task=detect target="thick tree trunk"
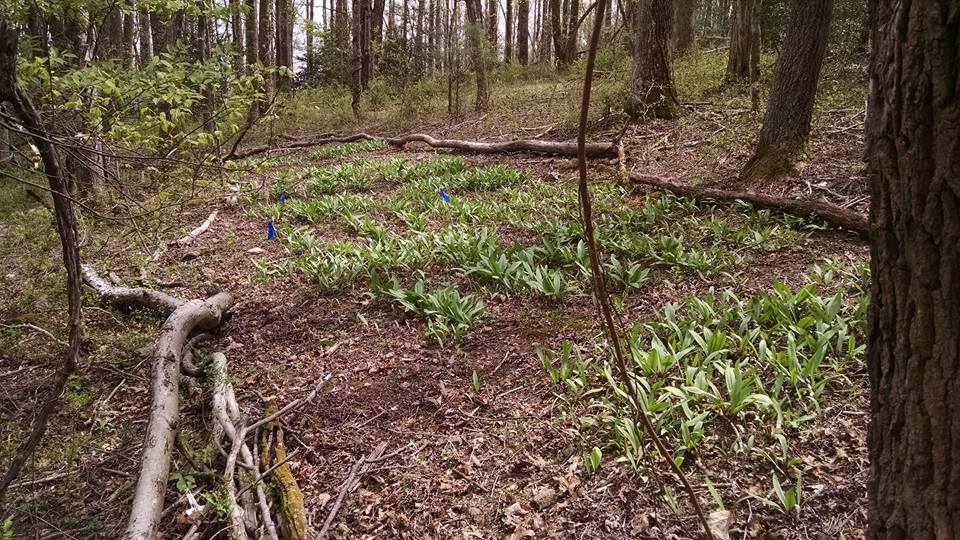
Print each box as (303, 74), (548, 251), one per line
(464, 0), (489, 111)
(517, 0), (529, 64)
(373, 0), (387, 42)
(866, 1), (960, 538)
(672, 0), (695, 55)
(741, 0), (832, 181)
(625, 0), (680, 119)
(725, 0), (761, 82)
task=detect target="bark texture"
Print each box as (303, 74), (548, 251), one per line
(866, 1), (960, 538)
(625, 0), (681, 119)
(741, 0), (833, 181)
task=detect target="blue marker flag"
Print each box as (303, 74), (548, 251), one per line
(267, 220), (276, 240)
(439, 188), (450, 203)
(279, 192), (286, 204)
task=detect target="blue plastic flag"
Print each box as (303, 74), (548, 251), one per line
(267, 220), (276, 240)
(279, 192), (286, 204)
(439, 188), (450, 203)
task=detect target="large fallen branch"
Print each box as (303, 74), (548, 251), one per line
(81, 265), (185, 312)
(121, 291), (235, 540)
(231, 132), (617, 160)
(629, 173), (870, 237)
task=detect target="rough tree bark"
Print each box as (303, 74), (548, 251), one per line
(672, 0), (695, 55)
(866, 1), (960, 538)
(740, 0), (833, 181)
(517, 0), (529, 64)
(624, 0), (680, 119)
(258, 0), (275, 107)
(725, 0), (761, 82)
(231, 0), (244, 72)
(275, 0), (293, 92)
(464, 0), (490, 111)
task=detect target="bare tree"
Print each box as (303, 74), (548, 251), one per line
(672, 0), (695, 55)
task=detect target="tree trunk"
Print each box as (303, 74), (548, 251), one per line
(259, 0), (275, 101)
(351, 0), (364, 116)
(625, 0), (680, 119)
(672, 0), (695, 55)
(517, 0), (529, 64)
(504, 0), (513, 62)
(464, 0), (489, 111)
(275, 0), (292, 92)
(245, 0), (259, 66)
(138, 8), (153, 63)
(741, 0), (832, 181)
(866, 1), (960, 538)
(487, 0), (499, 57)
(725, 0), (761, 82)
(373, 0), (386, 42)
(231, 0), (244, 72)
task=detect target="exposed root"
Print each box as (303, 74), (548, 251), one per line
(629, 172), (869, 237)
(230, 132), (617, 160)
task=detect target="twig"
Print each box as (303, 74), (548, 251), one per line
(575, 3), (714, 540)
(315, 443), (388, 540)
(0, 323), (65, 345)
(234, 447), (302, 500)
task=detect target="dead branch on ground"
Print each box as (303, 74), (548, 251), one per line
(629, 173), (869, 237)
(230, 132), (617, 160)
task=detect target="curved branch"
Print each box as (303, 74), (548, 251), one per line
(82, 265), (185, 312)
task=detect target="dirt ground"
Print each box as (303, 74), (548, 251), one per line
(0, 95), (871, 539)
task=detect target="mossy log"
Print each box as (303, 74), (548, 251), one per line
(260, 400), (309, 540)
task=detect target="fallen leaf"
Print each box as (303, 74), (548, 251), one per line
(707, 509), (732, 540)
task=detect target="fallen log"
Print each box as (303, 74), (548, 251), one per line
(124, 291), (234, 540)
(81, 265), (184, 312)
(629, 173), (870, 237)
(230, 132), (617, 160)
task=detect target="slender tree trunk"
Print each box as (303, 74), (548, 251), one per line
(504, 0), (513, 62)
(487, 0), (498, 57)
(0, 25), (82, 506)
(672, 0), (695, 55)
(245, 0), (259, 66)
(122, 8), (136, 68)
(725, 0), (761, 82)
(259, 0), (275, 105)
(625, 0), (680, 119)
(373, 0), (387, 41)
(137, 8), (152, 63)
(517, 0), (528, 64)
(741, 0), (832, 181)
(231, 0), (244, 72)
(351, 0), (364, 116)
(866, 1), (960, 535)
(275, 0), (293, 92)
(428, 0), (436, 72)
(464, 0), (489, 111)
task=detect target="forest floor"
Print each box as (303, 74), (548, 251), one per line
(0, 59), (871, 540)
